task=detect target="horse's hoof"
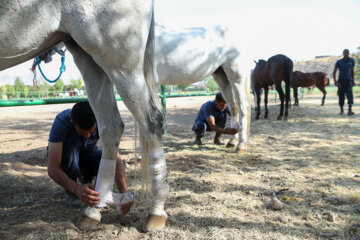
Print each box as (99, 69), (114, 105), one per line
(277, 116), (282, 120)
(235, 147), (246, 154)
(144, 214), (167, 232)
(76, 215), (100, 230)
(284, 116), (288, 120)
(255, 116), (260, 120)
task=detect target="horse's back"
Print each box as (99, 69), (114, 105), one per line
(155, 24), (236, 85)
(292, 71), (314, 88)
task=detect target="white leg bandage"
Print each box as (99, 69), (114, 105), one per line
(230, 117), (240, 140)
(95, 159), (116, 207)
(84, 207), (101, 222)
(149, 148), (169, 217)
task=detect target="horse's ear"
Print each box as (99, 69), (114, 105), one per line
(254, 60), (258, 64)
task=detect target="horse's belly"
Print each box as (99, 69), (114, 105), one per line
(0, 0), (63, 69)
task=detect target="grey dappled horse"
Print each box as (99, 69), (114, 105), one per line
(0, 0), (167, 231)
(154, 25), (250, 153)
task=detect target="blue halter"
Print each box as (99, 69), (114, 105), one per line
(34, 48), (66, 83)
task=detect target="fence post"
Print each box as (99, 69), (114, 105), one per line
(161, 85), (167, 135)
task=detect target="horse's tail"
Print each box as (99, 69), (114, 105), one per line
(140, 2), (162, 197)
(325, 74), (330, 86)
(284, 58), (293, 103)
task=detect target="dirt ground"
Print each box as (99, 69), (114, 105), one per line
(0, 92), (359, 240)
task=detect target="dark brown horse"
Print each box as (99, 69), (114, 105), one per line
(251, 54), (293, 120)
(291, 71), (329, 106)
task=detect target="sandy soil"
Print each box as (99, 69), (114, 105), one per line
(0, 92), (359, 240)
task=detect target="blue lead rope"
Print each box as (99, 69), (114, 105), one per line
(34, 49), (66, 83)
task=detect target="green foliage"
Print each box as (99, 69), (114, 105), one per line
(69, 78), (84, 90)
(175, 84), (190, 92)
(355, 54), (360, 82)
(54, 79), (65, 92)
(5, 84), (14, 99)
(13, 77), (25, 92)
(204, 76), (219, 92)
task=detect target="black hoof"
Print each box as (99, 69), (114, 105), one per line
(277, 116), (282, 120)
(255, 115), (260, 120)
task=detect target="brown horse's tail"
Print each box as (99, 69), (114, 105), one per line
(284, 58), (293, 103)
(325, 74), (330, 86)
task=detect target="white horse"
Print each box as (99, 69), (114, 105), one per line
(0, 0), (168, 231)
(155, 25), (250, 152)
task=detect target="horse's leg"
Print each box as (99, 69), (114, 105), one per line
(294, 87), (299, 106)
(317, 84), (327, 106)
(112, 77), (168, 231)
(275, 82), (285, 120)
(213, 66), (249, 153)
(264, 86), (269, 119)
(255, 88), (261, 120)
(65, 40), (123, 226)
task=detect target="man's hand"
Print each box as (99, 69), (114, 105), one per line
(334, 80), (338, 86)
(225, 128), (238, 135)
(76, 183), (100, 207)
(120, 200), (134, 215)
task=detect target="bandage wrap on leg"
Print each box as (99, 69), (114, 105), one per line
(149, 148), (169, 217)
(230, 117), (240, 140)
(95, 159), (117, 207)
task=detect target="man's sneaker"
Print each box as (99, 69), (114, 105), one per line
(214, 137), (224, 145)
(194, 137), (203, 145)
(64, 191), (83, 209)
(226, 139), (236, 148)
(348, 111), (355, 116)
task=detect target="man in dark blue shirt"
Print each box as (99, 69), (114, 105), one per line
(47, 102), (133, 213)
(192, 92), (238, 146)
(333, 49), (356, 115)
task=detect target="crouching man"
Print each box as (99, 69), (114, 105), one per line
(47, 101), (133, 214)
(192, 92), (238, 146)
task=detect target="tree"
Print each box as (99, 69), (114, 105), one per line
(70, 78), (84, 90)
(5, 84), (15, 99)
(54, 79), (65, 92)
(204, 76), (219, 92)
(175, 84), (189, 92)
(13, 77), (25, 93)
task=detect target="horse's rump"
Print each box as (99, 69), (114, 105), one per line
(292, 71), (328, 88)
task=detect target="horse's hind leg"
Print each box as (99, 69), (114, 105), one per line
(275, 82), (285, 120)
(65, 40), (124, 225)
(112, 71), (168, 231)
(264, 86), (269, 119)
(317, 85), (327, 106)
(213, 66), (249, 153)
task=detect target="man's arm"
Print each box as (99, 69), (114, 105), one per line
(115, 153), (133, 215)
(333, 66), (338, 86)
(47, 142), (100, 206)
(351, 64), (355, 86)
(206, 116), (238, 135)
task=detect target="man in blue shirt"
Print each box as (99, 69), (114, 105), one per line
(333, 49), (356, 115)
(192, 92), (238, 146)
(47, 102), (133, 213)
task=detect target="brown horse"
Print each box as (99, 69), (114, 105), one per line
(291, 71), (329, 106)
(251, 54), (293, 120)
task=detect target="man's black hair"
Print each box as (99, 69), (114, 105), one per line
(71, 101), (96, 130)
(215, 92), (227, 103)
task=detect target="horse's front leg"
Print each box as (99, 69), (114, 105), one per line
(294, 87), (299, 106)
(65, 40), (124, 227)
(264, 86), (269, 119)
(255, 88), (261, 120)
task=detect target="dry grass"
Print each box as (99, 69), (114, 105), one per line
(0, 93), (359, 239)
